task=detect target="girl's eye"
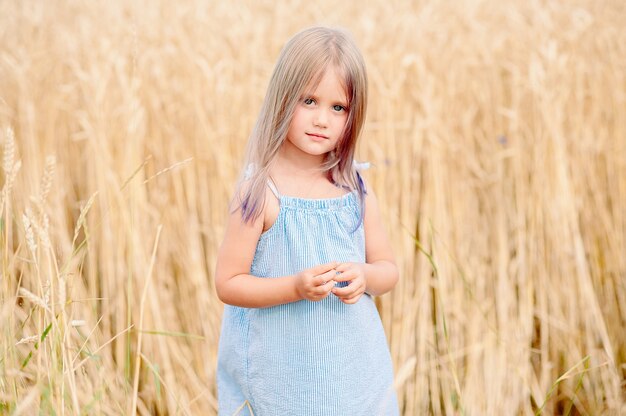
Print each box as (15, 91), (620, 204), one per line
(333, 105), (346, 112)
(304, 98), (315, 105)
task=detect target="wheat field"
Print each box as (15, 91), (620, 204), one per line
(1, 0), (625, 414)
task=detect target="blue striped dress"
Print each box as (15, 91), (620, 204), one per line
(217, 184), (398, 415)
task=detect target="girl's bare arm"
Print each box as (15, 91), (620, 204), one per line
(215, 190), (337, 308)
(361, 188), (400, 296)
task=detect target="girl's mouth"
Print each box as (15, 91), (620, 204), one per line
(306, 133), (329, 140)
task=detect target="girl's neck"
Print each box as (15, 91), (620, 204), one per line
(275, 143), (328, 179)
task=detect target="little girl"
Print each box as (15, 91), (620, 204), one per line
(215, 26), (399, 415)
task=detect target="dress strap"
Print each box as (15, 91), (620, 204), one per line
(267, 177), (281, 199)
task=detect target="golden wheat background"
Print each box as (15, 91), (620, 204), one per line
(1, 0), (625, 414)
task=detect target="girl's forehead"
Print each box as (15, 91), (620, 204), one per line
(305, 66), (349, 96)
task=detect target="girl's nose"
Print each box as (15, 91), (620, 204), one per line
(313, 109), (328, 127)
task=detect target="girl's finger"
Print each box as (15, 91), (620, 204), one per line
(316, 269), (338, 285)
(332, 285), (354, 297)
(315, 280), (335, 294)
(346, 288), (365, 300)
(332, 270), (354, 282)
(341, 295), (362, 304)
(310, 262), (339, 276)
(339, 288), (364, 302)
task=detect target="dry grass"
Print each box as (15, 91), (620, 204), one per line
(1, 0), (625, 414)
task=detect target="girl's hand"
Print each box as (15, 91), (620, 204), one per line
(295, 262), (339, 301)
(331, 262), (367, 304)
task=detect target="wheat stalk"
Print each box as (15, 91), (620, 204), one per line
(18, 287), (50, 313)
(15, 335), (39, 346)
(3, 127), (15, 174)
(0, 128), (21, 208)
(21, 211), (37, 255)
(38, 155), (56, 206)
(71, 191), (98, 248)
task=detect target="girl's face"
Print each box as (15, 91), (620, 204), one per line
(284, 67), (349, 160)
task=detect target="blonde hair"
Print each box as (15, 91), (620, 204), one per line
(237, 26), (368, 223)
